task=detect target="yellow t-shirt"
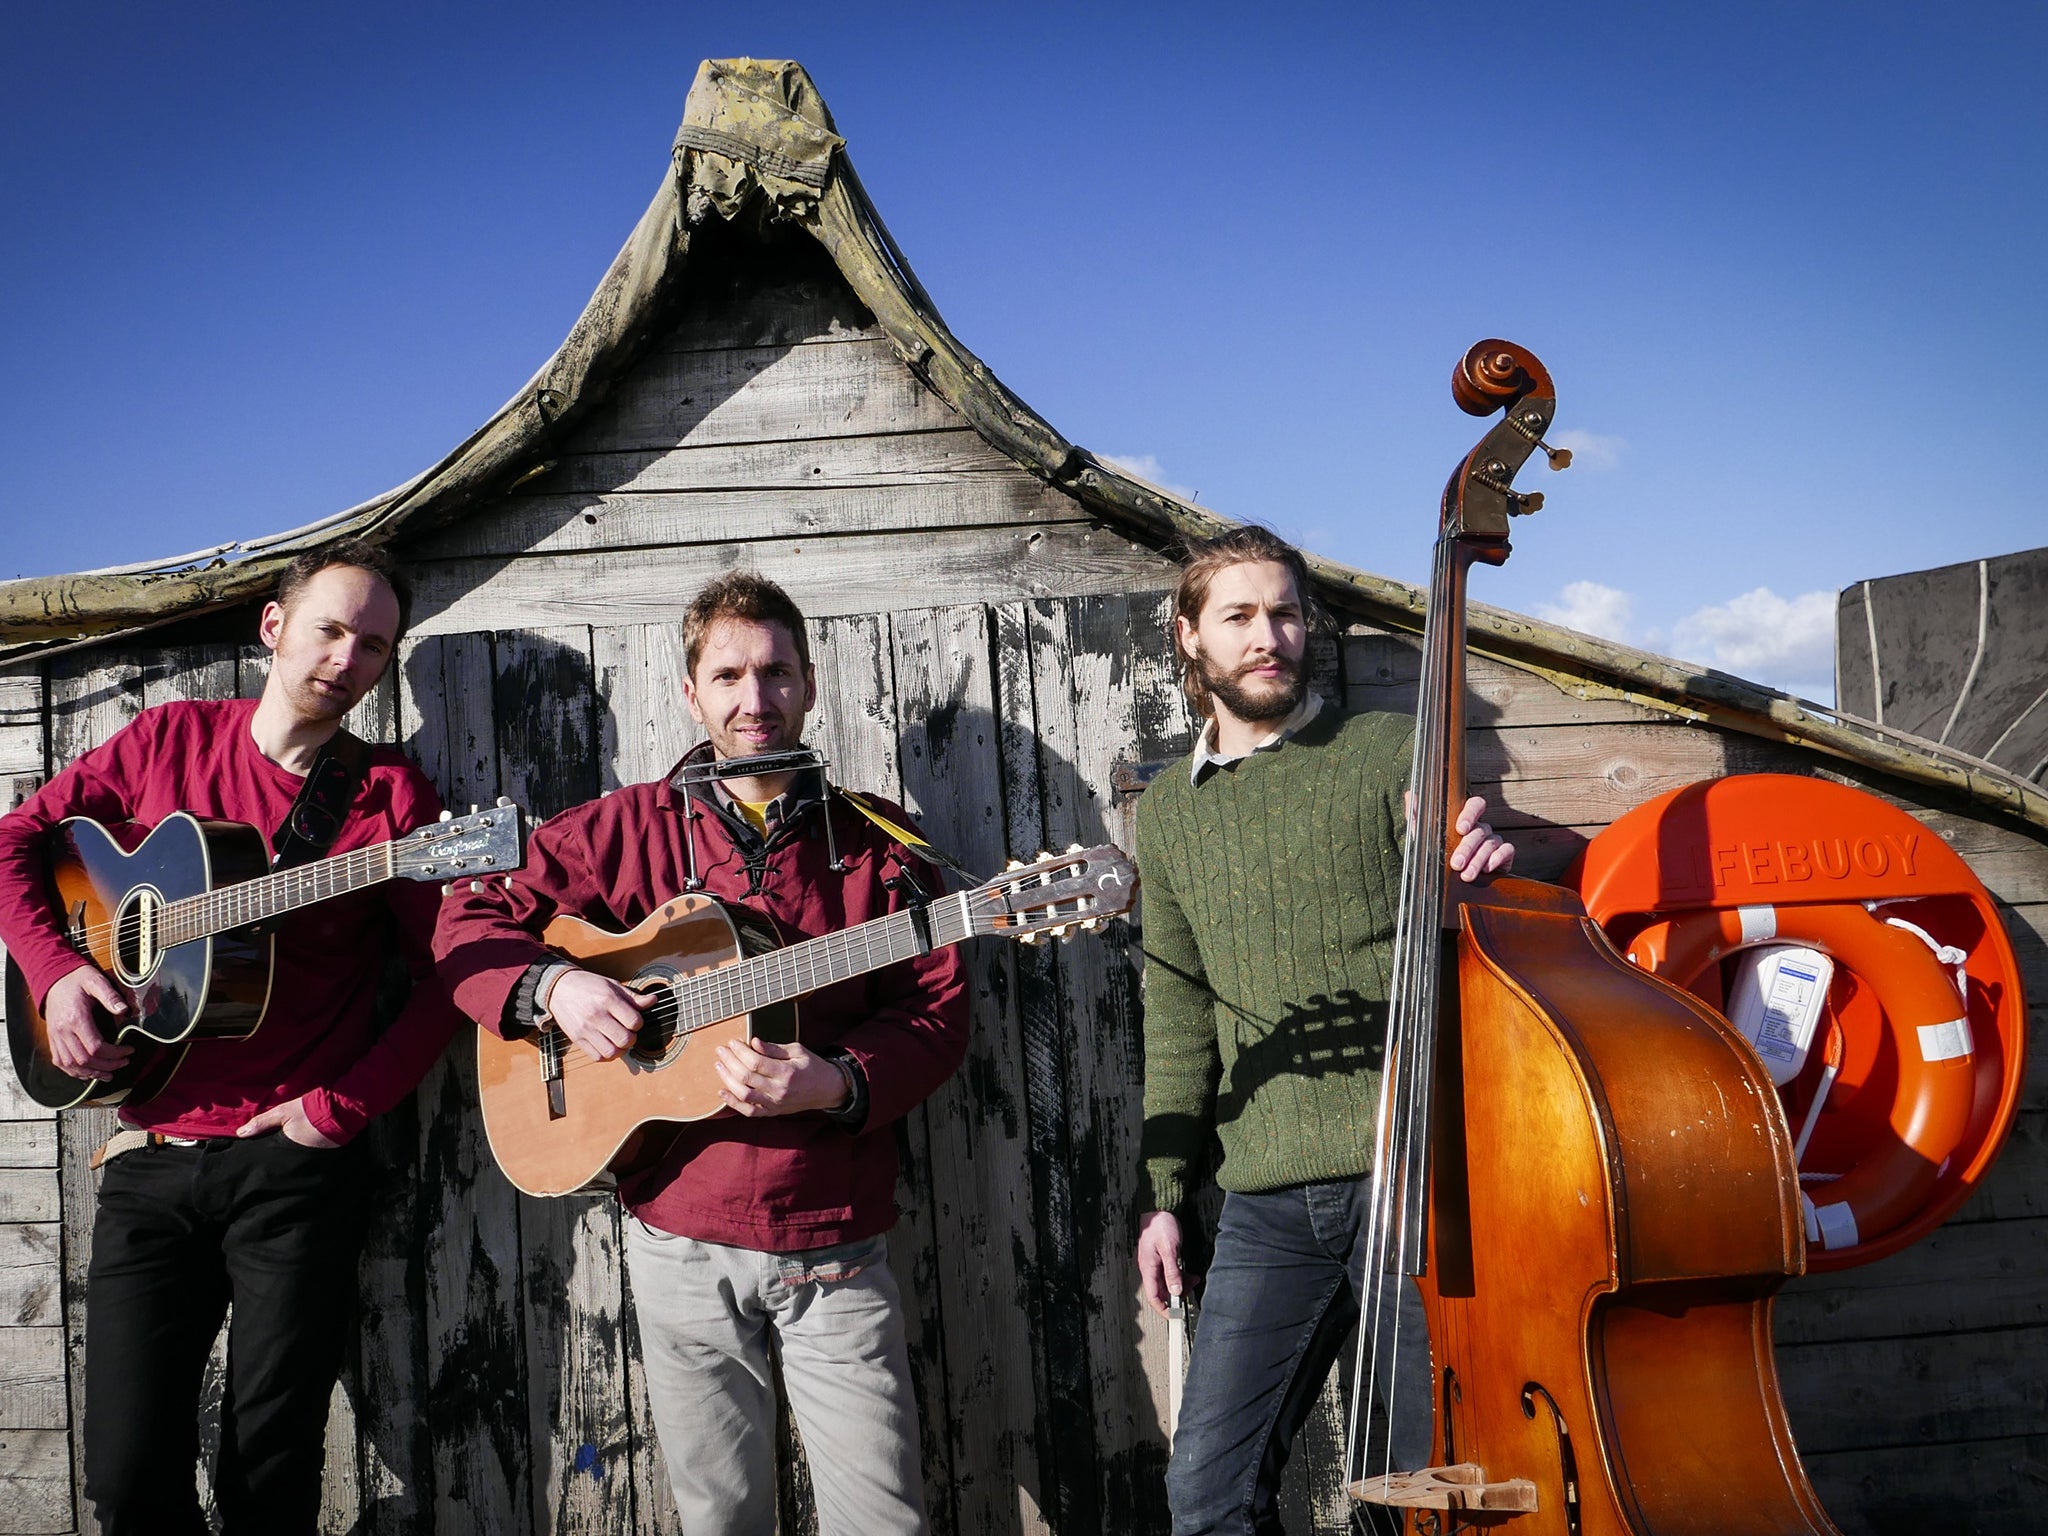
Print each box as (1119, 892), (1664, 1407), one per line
(733, 797), (775, 837)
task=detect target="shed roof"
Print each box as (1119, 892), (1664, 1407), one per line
(4, 58), (2040, 833)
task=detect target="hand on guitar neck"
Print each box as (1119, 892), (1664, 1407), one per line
(41, 965), (132, 1083)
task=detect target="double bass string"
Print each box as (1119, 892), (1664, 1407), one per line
(1349, 526), (1460, 1494)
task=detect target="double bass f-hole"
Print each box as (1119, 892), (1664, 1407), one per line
(1519, 1384), (1582, 1536)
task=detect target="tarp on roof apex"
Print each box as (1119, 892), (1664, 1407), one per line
(674, 57), (843, 219)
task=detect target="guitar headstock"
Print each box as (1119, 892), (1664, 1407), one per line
(966, 844), (1137, 944)
(393, 799), (528, 882)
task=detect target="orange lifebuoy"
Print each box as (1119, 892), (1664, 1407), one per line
(1572, 773), (2027, 1272)
(1625, 900), (1974, 1256)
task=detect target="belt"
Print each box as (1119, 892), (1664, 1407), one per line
(90, 1129), (204, 1170)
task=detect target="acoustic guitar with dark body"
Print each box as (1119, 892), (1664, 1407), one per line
(478, 844), (1137, 1196)
(5, 803), (525, 1110)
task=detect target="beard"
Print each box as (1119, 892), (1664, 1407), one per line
(1201, 651), (1307, 725)
(284, 670), (360, 724)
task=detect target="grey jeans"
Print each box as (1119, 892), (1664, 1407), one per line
(625, 1217), (927, 1536)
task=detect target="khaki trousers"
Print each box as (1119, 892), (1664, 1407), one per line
(625, 1216), (928, 1535)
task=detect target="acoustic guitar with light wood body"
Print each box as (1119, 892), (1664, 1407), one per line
(478, 844), (1137, 1196)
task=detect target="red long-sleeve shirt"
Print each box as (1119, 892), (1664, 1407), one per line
(0, 698), (463, 1143)
(432, 763), (969, 1250)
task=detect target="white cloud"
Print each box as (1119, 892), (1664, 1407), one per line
(1099, 452), (1198, 501)
(1549, 429), (1626, 472)
(1671, 587), (1836, 697)
(1534, 580), (1635, 643)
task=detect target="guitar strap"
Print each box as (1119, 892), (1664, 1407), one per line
(832, 787), (977, 883)
(270, 729), (370, 870)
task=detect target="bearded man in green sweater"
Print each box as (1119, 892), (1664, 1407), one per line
(1133, 525), (1512, 1534)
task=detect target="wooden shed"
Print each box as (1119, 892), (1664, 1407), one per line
(1, 57), (2043, 1536)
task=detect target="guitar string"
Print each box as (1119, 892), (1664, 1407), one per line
(63, 823), (500, 953)
(531, 887), (1092, 1071)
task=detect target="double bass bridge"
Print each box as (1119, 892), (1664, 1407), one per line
(1348, 1462), (1538, 1518)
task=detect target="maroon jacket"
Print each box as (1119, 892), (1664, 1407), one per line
(0, 699), (462, 1144)
(431, 756), (969, 1250)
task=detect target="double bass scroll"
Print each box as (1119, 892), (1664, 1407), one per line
(1349, 341), (1839, 1536)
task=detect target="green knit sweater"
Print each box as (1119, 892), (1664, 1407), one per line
(1136, 704), (1413, 1211)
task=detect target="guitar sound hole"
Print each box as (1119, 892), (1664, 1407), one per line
(628, 966), (687, 1067)
(112, 886), (166, 983)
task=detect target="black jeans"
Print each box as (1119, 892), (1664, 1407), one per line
(1166, 1180), (1431, 1536)
(82, 1132), (370, 1536)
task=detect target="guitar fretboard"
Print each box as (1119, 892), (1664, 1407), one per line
(158, 843), (398, 949)
(665, 892), (974, 1034)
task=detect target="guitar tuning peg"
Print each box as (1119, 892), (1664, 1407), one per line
(1066, 843), (1084, 855)
(1005, 859), (1024, 872)
(496, 795), (513, 807)
(469, 880), (483, 894)
(438, 809), (453, 822)
(470, 804), (479, 815)
(1018, 930), (1042, 945)
(1080, 917), (1101, 932)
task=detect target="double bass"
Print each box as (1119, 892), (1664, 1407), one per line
(1348, 342), (1839, 1535)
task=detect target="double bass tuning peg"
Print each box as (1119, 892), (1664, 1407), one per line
(1512, 409), (1573, 471)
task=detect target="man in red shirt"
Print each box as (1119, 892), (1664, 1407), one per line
(0, 542), (461, 1534)
(434, 572), (968, 1535)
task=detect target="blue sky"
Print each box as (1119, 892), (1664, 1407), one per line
(5, 3), (2043, 701)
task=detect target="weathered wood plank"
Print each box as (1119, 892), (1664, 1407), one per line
(581, 632), (684, 1536)
(0, 1170), (58, 1224)
(348, 634), (440, 1536)
(1802, 1431), (2048, 1536)
(490, 626), (636, 1536)
(406, 524), (1173, 639)
(993, 601), (1101, 1533)
(0, 1427), (74, 1533)
(0, 1225), (61, 1328)
(346, 664), (400, 747)
(48, 648), (142, 1534)
(0, 1124), (57, 1169)
(141, 645), (237, 712)
(1779, 1325), (2048, 1454)
(0, 671), (42, 778)
(570, 336), (962, 455)
(1025, 594), (1173, 1533)
(893, 603), (1050, 1536)
(0, 1327), (66, 1431)
(796, 611), (943, 1535)
(351, 1087), (430, 1536)
(591, 623), (698, 795)
(1342, 632), (1670, 729)
(660, 275), (881, 354)
(409, 477), (1083, 563)
(531, 428), (1020, 497)
(399, 632), (532, 1535)
(1777, 1217), (2048, 1344)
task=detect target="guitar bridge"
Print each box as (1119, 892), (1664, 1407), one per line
(540, 1030), (567, 1120)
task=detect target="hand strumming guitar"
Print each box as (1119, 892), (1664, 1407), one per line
(543, 968), (654, 1061)
(42, 965), (132, 1082)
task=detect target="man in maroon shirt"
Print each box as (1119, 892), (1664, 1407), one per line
(0, 542), (461, 1534)
(434, 572), (968, 1535)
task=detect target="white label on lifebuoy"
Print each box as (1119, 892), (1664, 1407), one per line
(1814, 1201), (1860, 1250)
(1738, 905), (1778, 943)
(1917, 1018), (1974, 1063)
